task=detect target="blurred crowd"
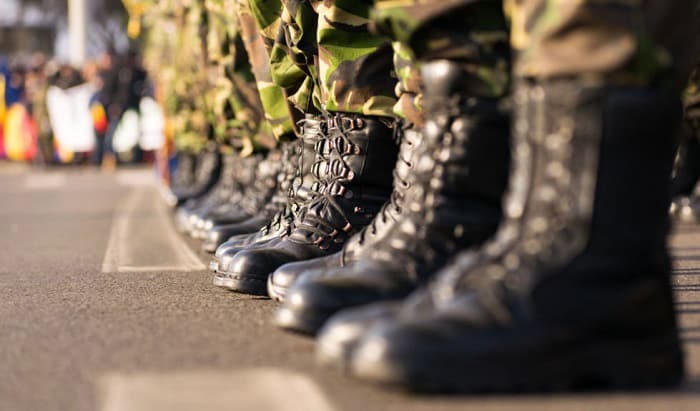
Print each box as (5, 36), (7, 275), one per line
(0, 51), (157, 168)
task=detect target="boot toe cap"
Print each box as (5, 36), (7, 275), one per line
(227, 247), (296, 279)
(269, 253), (343, 300)
(316, 302), (400, 369)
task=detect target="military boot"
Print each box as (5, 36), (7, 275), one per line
(173, 141), (223, 208)
(175, 150), (234, 233)
(203, 139), (302, 252)
(267, 127), (422, 301)
(275, 61), (510, 334)
(338, 81), (684, 393)
(670, 122), (700, 222)
(170, 151), (197, 196)
(183, 153), (259, 237)
(220, 113), (400, 295)
(210, 117), (323, 282)
(193, 150), (280, 239)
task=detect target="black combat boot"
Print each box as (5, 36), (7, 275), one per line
(170, 151), (197, 197)
(274, 61), (510, 335)
(181, 153), (260, 236)
(670, 122), (700, 222)
(335, 81), (684, 393)
(192, 150), (280, 239)
(220, 113), (400, 295)
(267, 128), (423, 301)
(210, 118), (323, 284)
(172, 141), (223, 207)
(175, 150), (236, 234)
(203, 139), (302, 252)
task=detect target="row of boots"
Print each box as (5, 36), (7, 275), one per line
(171, 61), (686, 392)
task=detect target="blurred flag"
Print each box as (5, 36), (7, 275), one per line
(3, 103), (38, 161)
(90, 101), (109, 134)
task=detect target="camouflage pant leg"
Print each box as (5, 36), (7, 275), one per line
(392, 41), (424, 127)
(372, 0), (510, 126)
(684, 3), (700, 130)
(505, 0), (699, 89)
(686, 60), (700, 139)
(173, 1), (211, 152)
(271, 0), (320, 115)
(206, 0), (274, 154)
(312, 0), (397, 118)
(237, 0), (298, 141)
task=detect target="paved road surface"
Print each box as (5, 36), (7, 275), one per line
(1, 165), (699, 411)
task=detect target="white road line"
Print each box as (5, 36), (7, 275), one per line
(115, 169), (157, 187)
(154, 193), (205, 271)
(24, 173), (67, 190)
(101, 188), (143, 273)
(101, 186), (205, 273)
(0, 162), (30, 175)
(99, 368), (337, 411)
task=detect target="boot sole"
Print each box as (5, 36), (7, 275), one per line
(266, 276), (288, 302)
(202, 241), (218, 254)
(352, 334), (684, 393)
(225, 272), (269, 296)
(274, 306), (327, 336)
(317, 333), (359, 373)
(212, 272), (233, 289)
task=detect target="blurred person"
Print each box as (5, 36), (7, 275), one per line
(86, 57), (109, 167)
(4, 63), (39, 162)
(101, 50), (150, 167)
(25, 54), (53, 166)
(0, 57), (8, 159)
(95, 51), (119, 168)
(49, 64), (83, 90)
(49, 64), (89, 164)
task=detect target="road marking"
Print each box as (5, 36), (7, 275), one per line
(99, 368), (337, 411)
(24, 173), (66, 190)
(101, 186), (204, 273)
(0, 162), (30, 175)
(115, 169), (157, 187)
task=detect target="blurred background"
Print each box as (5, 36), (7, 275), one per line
(0, 0), (167, 175)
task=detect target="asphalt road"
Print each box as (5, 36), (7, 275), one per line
(1, 164), (699, 411)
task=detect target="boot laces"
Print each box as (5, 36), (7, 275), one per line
(429, 84), (596, 323)
(293, 114), (364, 248)
(355, 126), (414, 246)
(259, 118), (324, 236)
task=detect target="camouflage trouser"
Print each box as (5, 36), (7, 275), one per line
(205, 0), (276, 154)
(371, 0), (511, 127)
(171, 1), (211, 152)
(506, 0), (699, 89)
(688, 63), (700, 131)
(684, 3), (700, 130)
(237, 0), (298, 140)
(249, 0), (398, 119)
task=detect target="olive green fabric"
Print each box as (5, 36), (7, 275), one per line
(505, 0), (699, 88)
(687, 61), (700, 131)
(140, 0), (275, 154)
(205, 0), (273, 154)
(372, 0), (510, 101)
(684, 3), (700, 129)
(247, 0), (397, 118)
(313, 1), (397, 117)
(391, 41), (424, 127)
(270, 0), (319, 115)
(237, 0), (298, 140)
(137, 0), (212, 153)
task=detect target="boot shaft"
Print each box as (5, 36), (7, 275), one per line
(314, 113), (398, 204)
